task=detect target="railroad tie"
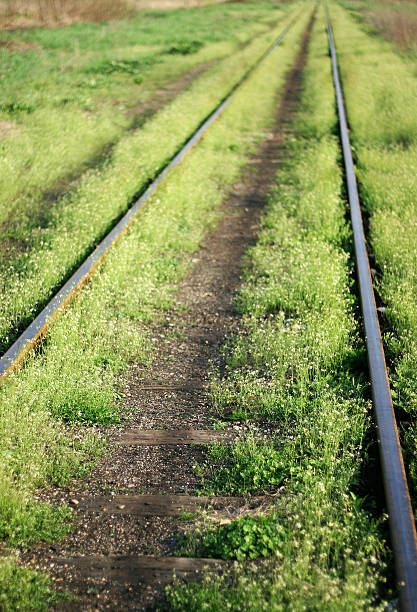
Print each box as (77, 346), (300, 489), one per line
(59, 432), (266, 588)
(60, 494), (262, 584)
(85, 494), (260, 516)
(51, 555), (228, 584)
(119, 429), (235, 446)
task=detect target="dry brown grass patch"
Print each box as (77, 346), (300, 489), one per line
(0, 38), (42, 50)
(130, 0), (226, 8)
(0, 0), (228, 28)
(0, 0), (131, 29)
(365, 6), (417, 52)
(0, 120), (19, 134)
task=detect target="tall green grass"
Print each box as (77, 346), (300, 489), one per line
(329, 1), (417, 503)
(0, 8), (309, 606)
(167, 8), (389, 609)
(0, 3), (300, 353)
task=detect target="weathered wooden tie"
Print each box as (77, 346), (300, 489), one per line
(52, 555), (227, 584)
(86, 494), (250, 516)
(119, 429), (234, 446)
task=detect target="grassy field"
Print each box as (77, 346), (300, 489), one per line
(329, 1), (417, 510)
(0, 1), (295, 353)
(0, 3), (307, 606)
(0, 0), (282, 222)
(166, 7), (390, 609)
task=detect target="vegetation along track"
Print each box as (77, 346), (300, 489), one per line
(2, 1), (417, 609)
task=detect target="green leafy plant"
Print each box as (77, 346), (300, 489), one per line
(188, 514), (286, 561)
(166, 41), (204, 55)
(200, 438), (289, 496)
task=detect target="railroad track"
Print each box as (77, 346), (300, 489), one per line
(2, 6), (310, 610)
(325, 6), (417, 610)
(0, 12), (298, 382)
(2, 4), (417, 609)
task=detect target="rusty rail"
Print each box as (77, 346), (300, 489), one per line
(325, 6), (417, 610)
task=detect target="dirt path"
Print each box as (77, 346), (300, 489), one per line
(22, 15), (314, 611)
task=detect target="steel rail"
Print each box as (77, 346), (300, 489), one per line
(325, 6), (417, 610)
(0, 12), (302, 382)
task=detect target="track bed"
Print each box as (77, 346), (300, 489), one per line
(2, 2), (417, 610)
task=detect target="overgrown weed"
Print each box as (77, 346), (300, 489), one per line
(0, 556), (70, 611)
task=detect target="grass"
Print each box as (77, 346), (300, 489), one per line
(0, 2), (296, 353)
(0, 557), (69, 611)
(0, 5), (308, 606)
(198, 434), (291, 495)
(166, 7), (390, 609)
(329, 0), (417, 508)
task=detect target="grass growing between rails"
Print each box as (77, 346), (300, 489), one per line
(176, 513), (287, 561)
(0, 2), (299, 353)
(167, 9), (390, 609)
(0, 10), (310, 606)
(329, 1), (417, 509)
